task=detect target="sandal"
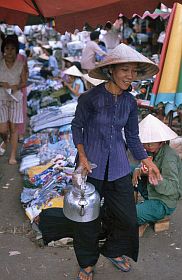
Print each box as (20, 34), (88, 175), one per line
(77, 267), (94, 280)
(107, 256), (131, 272)
(0, 142), (6, 156)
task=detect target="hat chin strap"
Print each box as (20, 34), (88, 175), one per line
(103, 69), (120, 89)
(103, 68), (131, 92)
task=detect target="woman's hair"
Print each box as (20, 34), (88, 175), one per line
(90, 31), (100, 41)
(25, 48), (31, 58)
(104, 21), (112, 30)
(46, 48), (53, 56)
(72, 61), (82, 72)
(98, 41), (106, 48)
(0, 30), (5, 41)
(1, 35), (19, 54)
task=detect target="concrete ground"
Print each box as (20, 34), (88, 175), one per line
(0, 148), (182, 280)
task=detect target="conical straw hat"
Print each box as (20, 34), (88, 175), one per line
(139, 114), (178, 143)
(62, 56), (76, 63)
(83, 74), (105, 86)
(63, 65), (83, 77)
(89, 43), (159, 80)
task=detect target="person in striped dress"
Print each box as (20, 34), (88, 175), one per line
(0, 36), (27, 164)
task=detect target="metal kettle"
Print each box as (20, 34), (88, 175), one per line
(63, 164), (100, 222)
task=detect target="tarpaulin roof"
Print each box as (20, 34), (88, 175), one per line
(133, 11), (170, 20)
(0, 0), (181, 31)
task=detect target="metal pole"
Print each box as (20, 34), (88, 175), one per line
(168, 111), (173, 127)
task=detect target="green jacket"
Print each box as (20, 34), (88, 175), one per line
(147, 144), (182, 208)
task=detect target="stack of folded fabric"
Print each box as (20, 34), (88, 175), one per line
(21, 154), (75, 222)
(20, 124), (77, 222)
(29, 101), (77, 132)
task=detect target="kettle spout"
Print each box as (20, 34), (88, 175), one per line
(80, 205), (85, 216)
(78, 197), (88, 216)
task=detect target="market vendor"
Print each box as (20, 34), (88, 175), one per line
(132, 114), (182, 236)
(0, 36), (27, 164)
(40, 46), (59, 79)
(71, 43), (161, 280)
(62, 65), (85, 99)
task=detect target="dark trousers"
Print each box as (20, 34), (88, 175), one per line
(73, 174), (139, 268)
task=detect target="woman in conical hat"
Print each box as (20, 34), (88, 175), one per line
(71, 43), (161, 280)
(132, 114), (181, 237)
(62, 65), (85, 100)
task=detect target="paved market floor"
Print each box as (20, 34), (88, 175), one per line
(0, 149), (182, 280)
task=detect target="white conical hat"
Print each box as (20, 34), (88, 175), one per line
(62, 56), (76, 63)
(89, 43), (159, 80)
(42, 44), (51, 49)
(139, 114), (178, 143)
(83, 74), (105, 86)
(63, 65), (83, 77)
(38, 53), (49, 60)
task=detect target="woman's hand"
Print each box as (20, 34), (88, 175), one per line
(142, 158), (163, 186)
(62, 80), (72, 88)
(79, 153), (92, 173)
(132, 168), (141, 187)
(77, 144), (92, 174)
(11, 85), (19, 93)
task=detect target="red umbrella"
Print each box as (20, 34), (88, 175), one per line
(0, 0), (182, 31)
(0, 0), (38, 29)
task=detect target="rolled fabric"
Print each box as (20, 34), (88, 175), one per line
(175, 59), (182, 107)
(157, 3), (182, 98)
(151, 2), (177, 104)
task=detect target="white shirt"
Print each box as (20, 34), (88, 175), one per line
(0, 58), (24, 101)
(81, 41), (106, 70)
(102, 29), (120, 51)
(49, 55), (59, 77)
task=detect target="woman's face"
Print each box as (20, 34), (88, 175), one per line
(143, 142), (163, 154)
(68, 75), (75, 83)
(111, 63), (138, 90)
(4, 43), (17, 60)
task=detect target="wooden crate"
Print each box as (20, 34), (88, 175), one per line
(154, 217), (170, 233)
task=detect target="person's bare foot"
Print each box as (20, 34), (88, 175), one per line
(77, 266), (94, 280)
(9, 158), (17, 165)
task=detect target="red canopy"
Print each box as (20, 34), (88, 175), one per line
(0, 0), (181, 31)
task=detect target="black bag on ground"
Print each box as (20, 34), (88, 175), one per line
(38, 208), (74, 244)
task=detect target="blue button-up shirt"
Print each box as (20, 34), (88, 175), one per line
(71, 83), (147, 181)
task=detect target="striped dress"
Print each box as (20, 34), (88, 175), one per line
(0, 58), (24, 124)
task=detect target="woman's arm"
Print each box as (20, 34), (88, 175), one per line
(77, 143), (91, 172)
(71, 93), (92, 172)
(154, 157), (180, 196)
(64, 81), (81, 97)
(11, 63), (28, 92)
(125, 99), (162, 184)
